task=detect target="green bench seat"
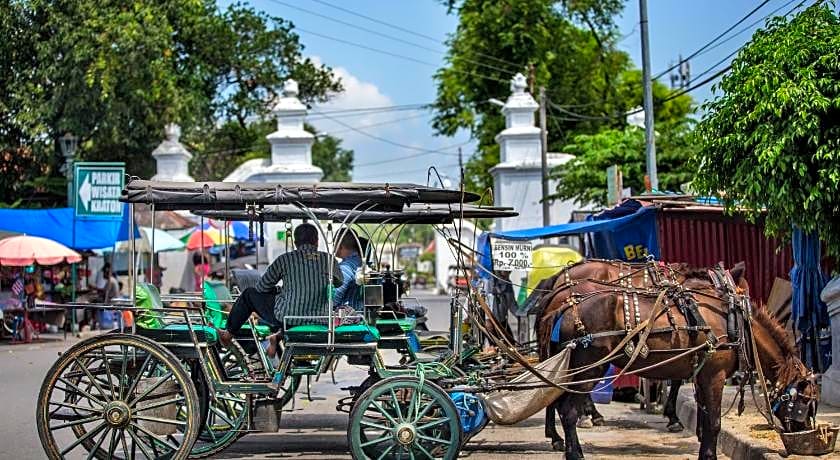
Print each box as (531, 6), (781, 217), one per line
(285, 324), (380, 343)
(137, 324), (219, 344)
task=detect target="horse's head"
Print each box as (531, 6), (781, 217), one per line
(771, 367), (819, 432)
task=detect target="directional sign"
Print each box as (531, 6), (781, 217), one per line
(491, 240), (532, 271)
(74, 162), (125, 219)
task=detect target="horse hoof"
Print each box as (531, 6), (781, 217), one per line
(551, 440), (565, 451)
(577, 415), (594, 428)
(667, 421), (685, 432)
(592, 416), (605, 426)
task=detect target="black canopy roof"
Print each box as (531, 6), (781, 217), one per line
(193, 203), (517, 224)
(121, 180), (481, 211)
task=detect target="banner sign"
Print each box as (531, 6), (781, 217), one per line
(74, 162), (125, 220)
(491, 240), (532, 271)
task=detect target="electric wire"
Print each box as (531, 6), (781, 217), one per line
(294, 27), (510, 85)
(265, 0), (516, 76)
(311, 109), (466, 157)
(305, 0), (524, 72)
(652, 0), (773, 80)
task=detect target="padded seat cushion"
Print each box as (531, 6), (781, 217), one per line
(285, 324), (380, 343)
(136, 324), (219, 343)
(375, 318), (416, 335)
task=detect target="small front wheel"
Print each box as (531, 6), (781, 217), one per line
(348, 376), (461, 460)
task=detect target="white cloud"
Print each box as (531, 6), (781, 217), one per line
(304, 57), (470, 183)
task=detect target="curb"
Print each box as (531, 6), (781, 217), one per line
(675, 390), (784, 460)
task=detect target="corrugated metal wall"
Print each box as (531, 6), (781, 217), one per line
(656, 209), (793, 303)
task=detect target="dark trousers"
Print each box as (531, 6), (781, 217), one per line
(226, 287), (280, 333)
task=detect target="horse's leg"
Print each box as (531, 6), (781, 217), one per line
(544, 399), (565, 451)
(664, 379), (685, 432)
(589, 396), (605, 426)
(558, 393), (586, 460)
(696, 371), (726, 460)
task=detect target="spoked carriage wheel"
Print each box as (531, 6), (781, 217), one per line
(348, 376), (462, 460)
(36, 334), (201, 460)
(184, 341), (253, 458)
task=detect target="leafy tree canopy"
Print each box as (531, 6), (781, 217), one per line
(549, 120), (697, 207)
(693, 4), (840, 258)
(0, 0), (341, 205)
(433, 0), (693, 195)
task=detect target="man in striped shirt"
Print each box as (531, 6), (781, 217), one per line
(220, 223), (342, 354)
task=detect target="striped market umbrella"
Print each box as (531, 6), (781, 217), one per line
(184, 228), (231, 250)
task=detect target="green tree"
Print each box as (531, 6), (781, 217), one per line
(549, 121), (697, 207)
(433, 0), (692, 196)
(0, 0), (341, 205)
(693, 4), (840, 258)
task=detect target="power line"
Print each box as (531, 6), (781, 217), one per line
(294, 27), (509, 85)
(308, 103), (431, 118)
(306, 0), (523, 72)
(692, 0), (803, 61)
(325, 113), (429, 135)
(652, 0), (773, 80)
(312, 109), (467, 158)
(264, 0), (516, 76)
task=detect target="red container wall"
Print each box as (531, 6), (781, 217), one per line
(656, 210), (793, 303)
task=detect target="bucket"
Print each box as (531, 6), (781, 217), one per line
(780, 423), (839, 456)
(135, 378), (179, 435)
(591, 365), (616, 404)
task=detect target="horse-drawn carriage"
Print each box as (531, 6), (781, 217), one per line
(35, 179), (824, 460)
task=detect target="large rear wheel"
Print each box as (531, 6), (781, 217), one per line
(348, 376), (461, 460)
(36, 334), (201, 460)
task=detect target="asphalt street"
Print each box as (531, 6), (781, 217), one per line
(0, 290), (724, 459)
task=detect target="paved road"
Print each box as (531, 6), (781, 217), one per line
(0, 290), (723, 459)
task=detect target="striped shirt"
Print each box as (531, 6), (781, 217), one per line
(256, 244), (342, 326)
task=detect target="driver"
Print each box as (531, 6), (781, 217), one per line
(219, 223), (342, 356)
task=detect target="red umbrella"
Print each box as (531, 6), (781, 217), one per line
(0, 235), (82, 266)
(184, 228), (229, 250)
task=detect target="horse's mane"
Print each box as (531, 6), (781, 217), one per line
(752, 307), (806, 385)
(752, 307), (797, 357)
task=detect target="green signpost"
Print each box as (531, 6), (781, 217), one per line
(73, 162), (125, 220)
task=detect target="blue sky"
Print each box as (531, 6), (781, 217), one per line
(239, 0), (815, 184)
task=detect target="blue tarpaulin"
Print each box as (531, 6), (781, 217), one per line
(487, 203), (659, 260)
(0, 205), (139, 250)
(790, 228), (830, 372)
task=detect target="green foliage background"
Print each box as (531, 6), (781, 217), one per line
(694, 4), (840, 258)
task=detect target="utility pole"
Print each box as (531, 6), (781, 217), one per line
(639, 0), (658, 191)
(539, 86), (550, 227)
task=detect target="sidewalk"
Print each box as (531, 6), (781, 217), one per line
(675, 384), (840, 459)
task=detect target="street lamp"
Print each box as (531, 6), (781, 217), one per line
(59, 133), (78, 207)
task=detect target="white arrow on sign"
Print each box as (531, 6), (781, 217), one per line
(78, 174), (92, 211)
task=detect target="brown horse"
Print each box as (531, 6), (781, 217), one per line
(525, 259), (711, 448)
(538, 272), (818, 460)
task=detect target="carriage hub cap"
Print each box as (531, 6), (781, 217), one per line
(395, 424), (416, 445)
(104, 401), (131, 427)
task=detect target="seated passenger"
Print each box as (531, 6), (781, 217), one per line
(219, 223), (342, 356)
(333, 230), (364, 311)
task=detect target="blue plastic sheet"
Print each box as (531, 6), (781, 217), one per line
(0, 205), (139, 250)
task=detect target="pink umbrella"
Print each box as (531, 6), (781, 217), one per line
(0, 235), (82, 266)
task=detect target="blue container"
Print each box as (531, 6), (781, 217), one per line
(97, 310), (118, 329)
(590, 365), (616, 404)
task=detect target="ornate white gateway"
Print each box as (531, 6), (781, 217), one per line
(490, 73), (576, 233)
